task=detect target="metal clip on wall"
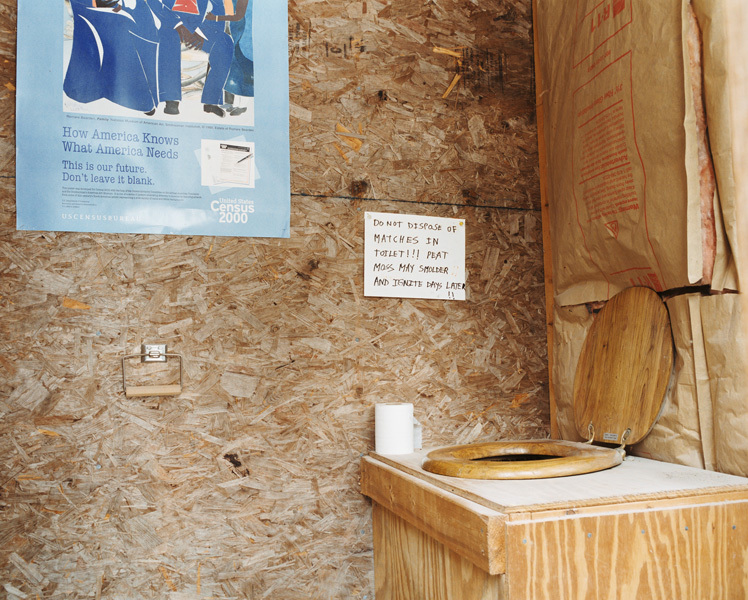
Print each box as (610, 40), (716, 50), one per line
(121, 344), (183, 398)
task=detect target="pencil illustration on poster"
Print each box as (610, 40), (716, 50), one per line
(16, 1), (289, 237)
(62, 0), (255, 125)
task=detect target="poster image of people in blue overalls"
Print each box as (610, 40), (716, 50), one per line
(62, 0), (254, 124)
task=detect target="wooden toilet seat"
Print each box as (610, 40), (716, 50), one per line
(422, 286), (674, 480)
(422, 440), (623, 479)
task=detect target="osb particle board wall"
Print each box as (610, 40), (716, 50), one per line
(0, 1), (544, 598)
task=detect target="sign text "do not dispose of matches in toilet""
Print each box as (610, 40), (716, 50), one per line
(364, 211), (466, 300)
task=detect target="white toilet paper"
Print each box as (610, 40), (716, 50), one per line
(375, 403), (420, 454)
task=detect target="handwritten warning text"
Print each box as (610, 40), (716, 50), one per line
(364, 212), (466, 300)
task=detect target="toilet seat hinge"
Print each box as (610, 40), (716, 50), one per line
(585, 422), (595, 444)
(618, 428), (632, 450)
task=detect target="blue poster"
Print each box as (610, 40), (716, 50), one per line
(16, 0), (289, 237)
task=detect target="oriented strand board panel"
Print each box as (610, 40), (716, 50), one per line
(0, 0), (544, 598)
(289, 0), (538, 208)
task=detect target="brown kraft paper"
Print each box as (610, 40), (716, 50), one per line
(691, 0), (740, 291)
(700, 294), (748, 477)
(630, 294), (710, 468)
(535, 0), (727, 305)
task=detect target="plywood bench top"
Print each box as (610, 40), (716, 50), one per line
(367, 449), (748, 514)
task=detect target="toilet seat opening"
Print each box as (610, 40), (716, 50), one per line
(472, 453), (560, 463)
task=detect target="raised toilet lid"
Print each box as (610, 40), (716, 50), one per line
(572, 286), (673, 446)
(420, 286), (674, 479)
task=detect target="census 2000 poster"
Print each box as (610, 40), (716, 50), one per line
(16, 0), (289, 237)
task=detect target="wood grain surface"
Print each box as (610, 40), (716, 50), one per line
(365, 454), (748, 600)
(505, 498), (748, 600)
(573, 286), (674, 445)
(422, 439), (622, 479)
(373, 502), (505, 600)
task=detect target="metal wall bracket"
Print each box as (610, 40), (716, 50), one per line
(142, 344), (168, 363)
(122, 348), (183, 398)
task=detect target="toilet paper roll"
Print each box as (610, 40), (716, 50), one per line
(413, 418), (423, 451)
(375, 403), (416, 454)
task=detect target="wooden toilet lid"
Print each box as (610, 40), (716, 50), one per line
(572, 286), (674, 446)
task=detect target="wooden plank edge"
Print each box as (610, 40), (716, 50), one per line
(532, 0), (558, 438)
(506, 488), (748, 523)
(124, 384), (182, 398)
(360, 456), (507, 575)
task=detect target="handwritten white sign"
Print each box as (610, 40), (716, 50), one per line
(364, 211), (466, 300)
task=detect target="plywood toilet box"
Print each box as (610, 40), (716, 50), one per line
(361, 285), (748, 599)
(423, 285), (673, 479)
